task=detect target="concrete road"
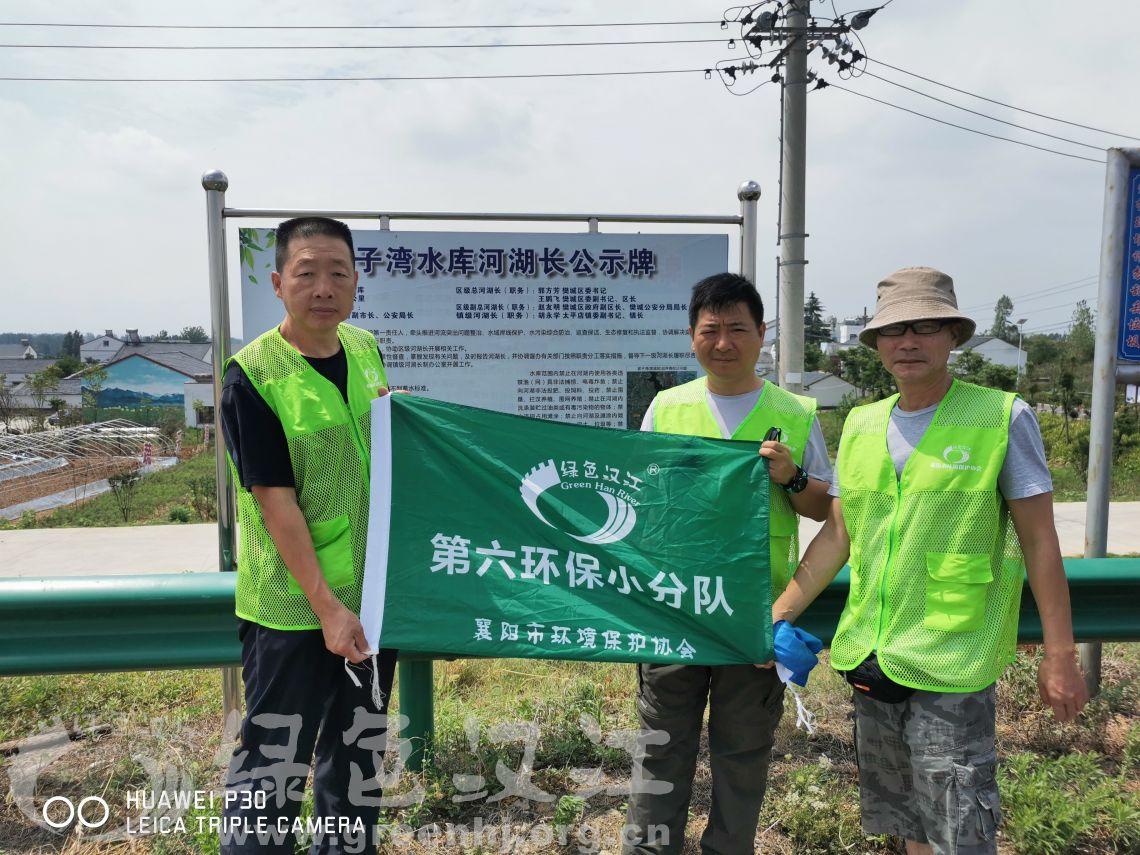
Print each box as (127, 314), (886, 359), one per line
(1, 503), (1139, 578)
(796, 501), (1140, 558)
(0, 523), (219, 577)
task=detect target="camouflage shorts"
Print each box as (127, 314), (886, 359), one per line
(853, 685), (1000, 855)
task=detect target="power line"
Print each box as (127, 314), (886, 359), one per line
(826, 82), (1107, 165)
(857, 67), (1105, 151)
(0, 19), (722, 31)
(959, 275), (1097, 312)
(0, 37), (727, 50)
(0, 66), (708, 83)
(1023, 320), (1074, 334)
(866, 56), (1140, 143)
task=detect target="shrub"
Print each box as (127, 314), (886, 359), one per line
(168, 505), (192, 523)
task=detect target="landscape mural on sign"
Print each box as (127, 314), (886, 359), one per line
(94, 357), (189, 408)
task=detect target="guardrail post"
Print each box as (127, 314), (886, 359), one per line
(398, 659), (434, 772)
(1084, 148), (1140, 697)
(203, 169), (242, 724)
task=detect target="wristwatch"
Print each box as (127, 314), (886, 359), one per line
(781, 464), (809, 494)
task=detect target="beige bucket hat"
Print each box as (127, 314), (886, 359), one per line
(859, 266), (976, 347)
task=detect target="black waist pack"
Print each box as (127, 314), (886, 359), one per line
(840, 652), (916, 704)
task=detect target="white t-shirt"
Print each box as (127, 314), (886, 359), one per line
(828, 397), (1051, 500)
(641, 385), (833, 484)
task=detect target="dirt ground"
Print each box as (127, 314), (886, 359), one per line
(0, 457), (137, 514)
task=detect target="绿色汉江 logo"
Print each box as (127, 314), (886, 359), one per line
(932, 444), (982, 472)
(520, 458), (648, 545)
(943, 445), (971, 465)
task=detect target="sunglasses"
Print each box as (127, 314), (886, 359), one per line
(875, 319), (950, 337)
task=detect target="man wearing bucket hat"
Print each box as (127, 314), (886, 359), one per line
(770, 267), (1087, 854)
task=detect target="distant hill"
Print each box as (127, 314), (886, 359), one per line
(97, 388), (184, 407)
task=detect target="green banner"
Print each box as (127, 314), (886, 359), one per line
(362, 395), (773, 665)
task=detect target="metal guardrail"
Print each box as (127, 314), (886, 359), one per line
(2, 560), (1138, 769)
(5, 560), (1139, 677)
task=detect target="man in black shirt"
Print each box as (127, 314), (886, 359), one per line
(220, 217), (395, 855)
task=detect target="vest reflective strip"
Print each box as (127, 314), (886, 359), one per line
(229, 323), (385, 630)
(652, 377), (816, 595)
(832, 380), (1024, 692)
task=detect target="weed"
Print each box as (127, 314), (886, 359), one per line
(553, 794), (585, 834)
(168, 505), (193, 523)
(759, 755), (887, 854)
(999, 751), (1140, 854)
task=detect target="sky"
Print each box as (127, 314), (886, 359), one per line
(0, 0), (1134, 343)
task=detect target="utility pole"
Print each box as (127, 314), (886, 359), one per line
(778, 0), (810, 394)
(719, 1), (884, 392)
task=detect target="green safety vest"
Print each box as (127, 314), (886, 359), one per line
(228, 323), (387, 630)
(832, 379), (1024, 692)
(652, 377), (817, 595)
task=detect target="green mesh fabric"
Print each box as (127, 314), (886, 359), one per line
(833, 383), (1024, 691)
(876, 491), (1022, 690)
(230, 324), (382, 630)
(653, 377), (816, 596)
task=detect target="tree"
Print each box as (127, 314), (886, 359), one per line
(0, 375), (14, 433)
(952, 350), (1017, 391)
(1054, 360), (1081, 441)
(838, 344), (895, 400)
(108, 465), (142, 522)
(1069, 299), (1095, 363)
(803, 292), (831, 344)
(23, 371), (55, 430)
(804, 343), (825, 372)
(989, 295), (1016, 343)
(81, 365), (108, 422)
(60, 330), (83, 359)
(47, 355), (83, 380)
(177, 325), (210, 343)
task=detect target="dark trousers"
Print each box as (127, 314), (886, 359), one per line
(624, 663), (784, 855)
(221, 621), (397, 855)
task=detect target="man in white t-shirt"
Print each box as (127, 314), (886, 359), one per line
(624, 272), (833, 855)
(771, 266), (1087, 855)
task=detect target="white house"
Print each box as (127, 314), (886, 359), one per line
(952, 335), (1024, 370)
(81, 330), (125, 363)
(836, 316), (869, 346)
(0, 358), (57, 388)
(802, 371), (857, 409)
(183, 380), (214, 427)
(0, 339), (37, 360)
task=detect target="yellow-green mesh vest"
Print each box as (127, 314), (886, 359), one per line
(652, 377), (816, 595)
(228, 323), (386, 630)
(832, 379), (1025, 692)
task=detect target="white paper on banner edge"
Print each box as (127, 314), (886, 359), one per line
(360, 393), (393, 653)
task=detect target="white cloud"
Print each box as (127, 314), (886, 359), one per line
(0, 0), (1134, 338)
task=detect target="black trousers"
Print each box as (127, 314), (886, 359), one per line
(221, 620), (397, 855)
(624, 663), (784, 855)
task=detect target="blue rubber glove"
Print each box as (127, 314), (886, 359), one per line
(773, 620), (824, 687)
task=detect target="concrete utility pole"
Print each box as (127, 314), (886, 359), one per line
(721, 1), (881, 390)
(777, 0), (810, 394)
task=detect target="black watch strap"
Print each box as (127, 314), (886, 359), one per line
(782, 464), (809, 494)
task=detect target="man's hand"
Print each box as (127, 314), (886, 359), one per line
(317, 599), (372, 663)
(1037, 649), (1089, 722)
(759, 440), (796, 485)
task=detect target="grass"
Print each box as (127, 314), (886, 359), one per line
(2, 645), (1137, 853)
